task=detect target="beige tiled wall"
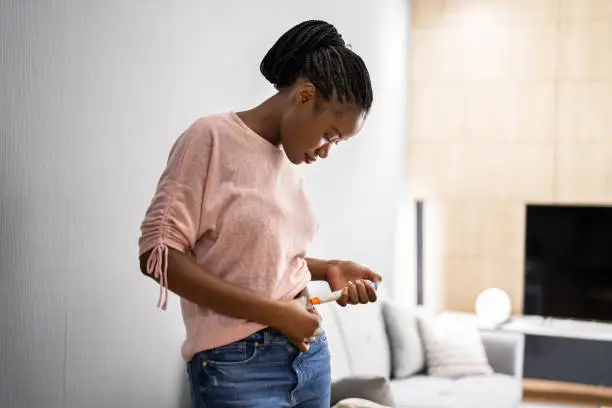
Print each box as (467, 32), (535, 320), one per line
(410, 0), (612, 313)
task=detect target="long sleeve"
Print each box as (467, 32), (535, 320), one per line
(139, 122), (214, 310)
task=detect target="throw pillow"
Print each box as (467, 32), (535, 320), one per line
(418, 317), (494, 378)
(330, 376), (396, 407)
(382, 301), (426, 378)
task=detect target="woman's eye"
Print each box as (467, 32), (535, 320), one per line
(323, 134), (339, 145)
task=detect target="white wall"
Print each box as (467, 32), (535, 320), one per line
(0, 1), (410, 407)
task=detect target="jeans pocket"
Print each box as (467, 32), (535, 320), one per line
(187, 356), (216, 400)
(205, 341), (259, 367)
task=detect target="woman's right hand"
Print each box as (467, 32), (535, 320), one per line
(272, 297), (322, 352)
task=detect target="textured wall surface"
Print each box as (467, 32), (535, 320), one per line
(409, 0), (612, 313)
(0, 1), (410, 407)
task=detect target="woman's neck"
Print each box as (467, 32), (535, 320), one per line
(236, 93), (286, 147)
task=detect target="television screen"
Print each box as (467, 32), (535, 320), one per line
(524, 205), (612, 322)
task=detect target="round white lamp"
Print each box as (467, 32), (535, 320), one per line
(475, 288), (511, 327)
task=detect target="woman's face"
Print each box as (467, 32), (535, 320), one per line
(279, 82), (365, 165)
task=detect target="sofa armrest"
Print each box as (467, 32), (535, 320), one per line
(480, 331), (524, 379)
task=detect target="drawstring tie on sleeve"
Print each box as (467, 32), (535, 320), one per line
(146, 243), (169, 310)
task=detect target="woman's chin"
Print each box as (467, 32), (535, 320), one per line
(285, 151), (304, 165)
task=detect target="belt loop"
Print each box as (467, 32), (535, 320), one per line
(264, 328), (271, 348)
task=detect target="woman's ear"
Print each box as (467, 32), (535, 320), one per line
(293, 82), (316, 105)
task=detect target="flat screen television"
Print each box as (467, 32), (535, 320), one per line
(524, 204), (612, 322)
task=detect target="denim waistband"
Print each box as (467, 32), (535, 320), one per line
(243, 327), (327, 348)
(244, 327), (290, 347)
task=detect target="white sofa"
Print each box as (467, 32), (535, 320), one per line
(319, 301), (525, 408)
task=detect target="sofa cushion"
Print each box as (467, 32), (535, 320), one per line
(390, 374), (521, 408)
(333, 398), (392, 408)
(331, 376), (395, 407)
(319, 303), (352, 380)
(382, 301), (426, 378)
(327, 301), (391, 378)
(418, 317), (494, 379)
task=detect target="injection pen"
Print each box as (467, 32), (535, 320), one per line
(309, 280), (378, 305)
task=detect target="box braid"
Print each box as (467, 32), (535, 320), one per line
(260, 20), (373, 114)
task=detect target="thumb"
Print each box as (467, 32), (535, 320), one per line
(369, 273), (383, 287)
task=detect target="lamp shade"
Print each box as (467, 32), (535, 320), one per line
(475, 288), (511, 326)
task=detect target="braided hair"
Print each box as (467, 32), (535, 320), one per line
(260, 20), (373, 114)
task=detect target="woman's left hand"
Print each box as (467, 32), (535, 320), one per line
(326, 261), (382, 306)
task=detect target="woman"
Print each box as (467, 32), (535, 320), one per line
(138, 20), (380, 408)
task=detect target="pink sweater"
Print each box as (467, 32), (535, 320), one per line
(139, 112), (318, 361)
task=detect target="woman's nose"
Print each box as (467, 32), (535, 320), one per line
(315, 143), (332, 159)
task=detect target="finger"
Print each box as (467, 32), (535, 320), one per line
(368, 271), (382, 286)
(336, 287), (349, 307)
(371, 273), (383, 285)
(289, 337), (309, 352)
(365, 280), (378, 302)
(347, 281), (359, 305)
(355, 280), (369, 304)
(289, 337), (310, 352)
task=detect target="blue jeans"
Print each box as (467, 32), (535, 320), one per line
(186, 329), (331, 408)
